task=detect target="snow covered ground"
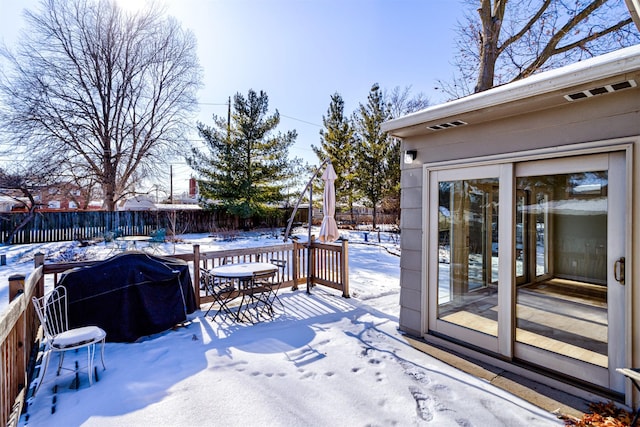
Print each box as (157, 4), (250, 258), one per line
(0, 228), (563, 426)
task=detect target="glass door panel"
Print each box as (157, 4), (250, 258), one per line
(515, 171), (608, 368)
(437, 178), (499, 338)
(513, 151), (624, 390)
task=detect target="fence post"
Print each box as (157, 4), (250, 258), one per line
(193, 244), (200, 307)
(341, 239), (350, 298)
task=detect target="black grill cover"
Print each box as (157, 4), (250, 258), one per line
(58, 252), (197, 342)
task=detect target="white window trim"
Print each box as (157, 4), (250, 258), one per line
(422, 137), (635, 171)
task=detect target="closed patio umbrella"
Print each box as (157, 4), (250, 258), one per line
(318, 162), (339, 243)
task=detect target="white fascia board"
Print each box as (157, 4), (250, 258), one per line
(382, 45), (640, 133)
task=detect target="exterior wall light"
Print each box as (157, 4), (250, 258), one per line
(404, 150), (417, 164)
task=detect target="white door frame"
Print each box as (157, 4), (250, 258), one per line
(423, 141), (633, 392)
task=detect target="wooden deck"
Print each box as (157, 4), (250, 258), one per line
(0, 239), (349, 426)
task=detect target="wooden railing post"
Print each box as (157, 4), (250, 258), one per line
(307, 236), (316, 294)
(33, 252), (45, 298)
(2, 264), (46, 426)
(341, 238), (350, 298)
(8, 275), (25, 303)
(292, 240), (300, 290)
(193, 244), (200, 307)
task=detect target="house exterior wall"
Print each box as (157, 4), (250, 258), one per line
(398, 83), (640, 337)
(385, 45), (640, 403)
(400, 86), (639, 165)
(398, 167), (423, 335)
(3, 183), (99, 212)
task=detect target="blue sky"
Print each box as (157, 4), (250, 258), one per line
(0, 0), (466, 192)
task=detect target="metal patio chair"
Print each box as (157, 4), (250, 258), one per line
(32, 285), (106, 393)
(616, 368), (640, 426)
(251, 259), (287, 319)
(200, 268), (239, 320)
(144, 228), (166, 254)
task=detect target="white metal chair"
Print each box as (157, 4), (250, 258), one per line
(32, 285), (106, 392)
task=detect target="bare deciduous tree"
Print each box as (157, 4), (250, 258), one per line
(385, 85), (430, 119)
(384, 86), (430, 224)
(0, 0), (202, 210)
(440, 0), (640, 97)
(0, 163), (59, 244)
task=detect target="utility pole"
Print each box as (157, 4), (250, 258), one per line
(227, 96), (231, 136)
(169, 164), (173, 204)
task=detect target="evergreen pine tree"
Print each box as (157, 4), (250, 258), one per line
(188, 90), (297, 228)
(313, 93), (358, 225)
(353, 83), (391, 229)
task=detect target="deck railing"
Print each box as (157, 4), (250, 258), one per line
(1, 254), (45, 427)
(0, 239), (349, 425)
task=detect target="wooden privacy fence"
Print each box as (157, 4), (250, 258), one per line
(0, 239), (349, 425)
(0, 209), (297, 245)
(0, 211), (200, 245)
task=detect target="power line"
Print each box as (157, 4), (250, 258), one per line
(198, 100), (322, 128)
(279, 114), (321, 128)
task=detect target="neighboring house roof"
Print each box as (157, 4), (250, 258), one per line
(119, 196), (157, 211)
(0, 195), (18, 212)
(155, 203), (202, 211)
(382, 45), (640, 138)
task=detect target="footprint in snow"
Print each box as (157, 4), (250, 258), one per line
(410, 386), (435, 422)
(300, 371), (315, 380)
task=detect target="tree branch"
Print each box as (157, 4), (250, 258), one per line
(498, 0), (552, 55)
(516, 16), (633, 79)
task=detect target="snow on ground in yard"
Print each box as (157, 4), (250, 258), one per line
(0, 228), (562, 426)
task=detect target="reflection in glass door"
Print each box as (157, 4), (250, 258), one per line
(513, 152), (625, 391)
(515, 171), (608, 364)
(535, 192), (549, 278)
(437, 178), (499, 338)
(515, 190), (527, 284)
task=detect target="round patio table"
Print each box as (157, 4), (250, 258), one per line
(210, 262), (278, 278)
(117, 235), (152, 250)
(210, 262), (279, 322)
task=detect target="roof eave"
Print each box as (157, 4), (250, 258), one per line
(382, 45), (640, 136)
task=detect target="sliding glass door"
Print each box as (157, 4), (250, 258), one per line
(428, 152), (626, 391)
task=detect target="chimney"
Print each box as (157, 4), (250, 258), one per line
(189, 177), (197, 198)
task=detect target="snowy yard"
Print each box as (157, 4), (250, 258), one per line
(1, 229), (562, 426)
